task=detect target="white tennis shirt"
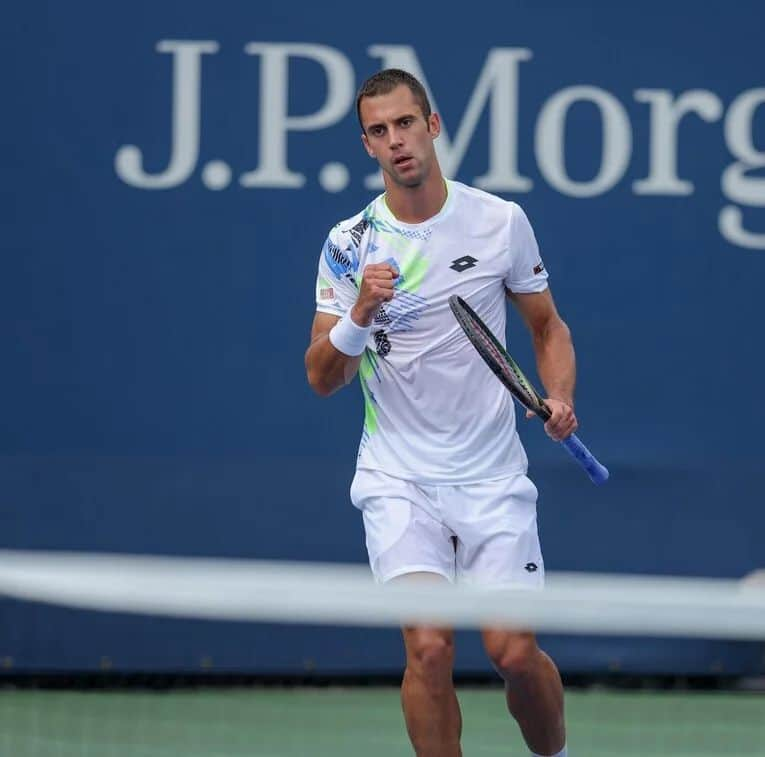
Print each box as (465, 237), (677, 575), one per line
(314, 180), (549, 484)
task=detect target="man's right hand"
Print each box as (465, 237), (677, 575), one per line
(351, 263), (399, 326)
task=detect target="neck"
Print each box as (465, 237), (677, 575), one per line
(383, 165), (447, 224)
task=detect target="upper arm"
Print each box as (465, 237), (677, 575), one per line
(503, 202), (548, 293)
(305, 310), (360, 397)
(310, 224), (356, 345)
(309, 311), (341, 345)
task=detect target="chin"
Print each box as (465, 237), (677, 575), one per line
(392, 169), (425, 188)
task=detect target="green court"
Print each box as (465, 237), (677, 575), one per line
(1, 686), (763, 756)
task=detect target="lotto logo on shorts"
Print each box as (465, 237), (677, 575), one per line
(319, 287), (334, 300)
(524, 562), (538, 572)
(533, 261), (545, 275)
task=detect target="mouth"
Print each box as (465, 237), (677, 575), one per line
(393, 155), (414, 169)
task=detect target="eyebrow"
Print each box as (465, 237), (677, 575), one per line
(365, 113), (419, 132)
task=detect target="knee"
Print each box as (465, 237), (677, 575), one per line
(405, 630), (455, 682)
(484, 633), (540, 680)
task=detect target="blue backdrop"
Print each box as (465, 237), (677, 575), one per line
(1, 0), (764, 675)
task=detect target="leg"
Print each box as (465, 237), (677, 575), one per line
(482, 629), (565, 756)
(350, 472), (462, 753)
(401, 623), (462, 757)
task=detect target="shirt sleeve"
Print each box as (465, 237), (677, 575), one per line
(315, 224), (360, 317)
(503, 202), (549, 293)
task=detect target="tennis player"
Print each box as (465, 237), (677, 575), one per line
(305, 69), (576, 757)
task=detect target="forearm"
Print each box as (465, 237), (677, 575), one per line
(305, 334), (363, 397)
(306, 263), (397, 397)
(532, 319), (576, 408)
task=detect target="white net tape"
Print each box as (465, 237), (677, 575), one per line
(0, 550), (763, 639)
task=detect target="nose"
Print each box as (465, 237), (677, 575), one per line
(388, 127), (403, 149)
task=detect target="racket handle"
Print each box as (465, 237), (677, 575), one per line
(560, 434), (610, 485)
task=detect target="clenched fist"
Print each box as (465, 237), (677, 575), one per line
(351, 263), (399, 326)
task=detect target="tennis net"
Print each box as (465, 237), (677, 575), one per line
(0, 550), (763, 757)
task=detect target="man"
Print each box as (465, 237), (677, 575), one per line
(305, 68), (576, 757)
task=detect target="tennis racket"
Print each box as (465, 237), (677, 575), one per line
(449, 295), (609, 485)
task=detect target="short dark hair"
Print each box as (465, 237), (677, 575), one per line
(355, 69), (432, 132)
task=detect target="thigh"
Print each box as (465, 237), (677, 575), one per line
(351, 469), (457, 583)
(449, 474), (544, 588)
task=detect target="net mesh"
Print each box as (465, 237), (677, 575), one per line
(1, 551), (764, 757)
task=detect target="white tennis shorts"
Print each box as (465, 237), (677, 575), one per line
(350, 468), (544, 588)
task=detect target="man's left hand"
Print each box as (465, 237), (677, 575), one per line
(525, 399), (578, 441)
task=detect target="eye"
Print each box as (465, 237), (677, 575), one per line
(401, 117), (413, 127)
(369, 126), (385, 137)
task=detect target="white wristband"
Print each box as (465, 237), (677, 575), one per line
(328, 311), (372, 356)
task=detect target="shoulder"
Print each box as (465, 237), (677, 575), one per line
(449, 180), (511, 211)
(326, 196), (382, 245)
(319, 197), (382, 278)
(448, 181), (522, 233)
(451, 181), (532, 212)
(449, 180), (525, 222)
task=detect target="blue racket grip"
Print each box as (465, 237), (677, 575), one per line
(560, 434), (610, 485)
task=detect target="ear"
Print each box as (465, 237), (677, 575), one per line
(361, 132), (376, 159)
(428, 112), (441, 140)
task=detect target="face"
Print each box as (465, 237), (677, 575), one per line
(359, 84), (441, 189)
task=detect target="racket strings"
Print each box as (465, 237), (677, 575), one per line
(467, 315), (538, 408)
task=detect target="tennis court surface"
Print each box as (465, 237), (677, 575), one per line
(2, 685), (764, 756)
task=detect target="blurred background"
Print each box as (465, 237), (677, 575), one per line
(1, 1), (764, 754)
